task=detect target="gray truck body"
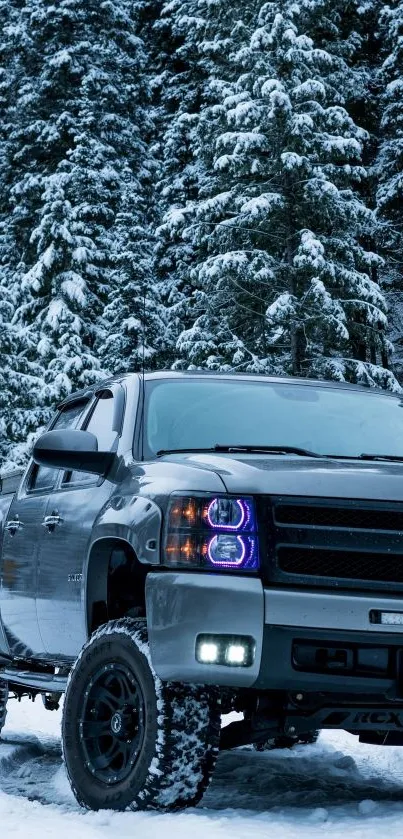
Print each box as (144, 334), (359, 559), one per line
(2, 371), (403, 727)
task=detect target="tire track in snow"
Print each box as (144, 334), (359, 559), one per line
(0, 733), (74, 807)
(1, 730), (403, 812)
(203, 743), (403, 811)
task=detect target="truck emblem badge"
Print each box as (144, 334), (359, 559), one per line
(111, 713), (123, 734)
(68, 573), (83, 583)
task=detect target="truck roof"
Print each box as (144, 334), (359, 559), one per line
(140, 370), (392, 393)
(58, 369), (401, 410)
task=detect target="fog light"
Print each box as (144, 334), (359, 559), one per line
(196, 634), (255, 667)
(226, 644), (247, 665)
(197, 642), (219, 663)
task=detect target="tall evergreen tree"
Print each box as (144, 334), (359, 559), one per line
(375, 1), (403, 380)
(4, 0), (155, 404)
(150, 0), (207, 361)
(0, 277), (48, 467)
(0, 0), (49, 466)
(151, 0), (250, 361)
(166, 0), (394, 387)
(101, 179), (167, 373)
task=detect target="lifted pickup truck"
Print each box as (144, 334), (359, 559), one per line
(2, 371), (403, 810)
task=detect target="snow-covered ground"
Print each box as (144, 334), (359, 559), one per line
(2, 699), (403, 837)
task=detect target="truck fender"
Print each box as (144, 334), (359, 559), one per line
(83, 496), (162, 635)
(87, 495), (162, 566)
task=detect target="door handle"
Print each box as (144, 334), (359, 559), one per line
(5, 518), (24, 536)
(42, 512), (63, 532)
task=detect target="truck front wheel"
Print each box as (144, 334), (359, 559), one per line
(62, 618), (220, 811)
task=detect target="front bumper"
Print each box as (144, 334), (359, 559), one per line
(145, 573), (403, 692)
(146, 572), (264, 686)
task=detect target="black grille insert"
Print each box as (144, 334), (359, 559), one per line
(265, 497), (403, 590)
(275, 505), (403, 532)
(278, 547), (403, 584)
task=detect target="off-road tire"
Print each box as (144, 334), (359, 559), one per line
(0, 680), (8, 735)
(62, 618), (220, 811)
(253, 730), (320, 752)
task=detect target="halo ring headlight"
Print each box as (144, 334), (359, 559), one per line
(207, 534), (246, 567)
(165, 494), (259, 571)
(206, 498), (249, 531)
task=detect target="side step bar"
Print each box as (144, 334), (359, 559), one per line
(0, 669), (68, 693)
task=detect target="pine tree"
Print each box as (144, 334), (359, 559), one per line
(150, 0), (206, 363)
(0, 281), (20, 464)
(100, 180), (167, 373)
(168, 0), (395, 387)
(4, 0), (154, 404)
(0, 0), (49, 467)
(0, 276), (48, 468)
(151, 0), (250, 363)
(375, 1), (403, 380)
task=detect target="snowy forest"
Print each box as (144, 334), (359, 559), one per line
(0, 0), (403, 467)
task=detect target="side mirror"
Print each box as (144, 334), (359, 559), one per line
(33, 429), (116, 476)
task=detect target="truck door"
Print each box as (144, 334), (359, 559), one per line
(36, 389), (119, 659)
(1, 400), (89, 658)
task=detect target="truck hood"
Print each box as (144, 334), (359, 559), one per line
(160, 452), (403, 501)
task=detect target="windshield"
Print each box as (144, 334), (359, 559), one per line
(145, 378), (403, 459)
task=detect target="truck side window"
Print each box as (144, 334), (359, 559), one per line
(65, 393), (116, 485)
(29, 401), (89, 492)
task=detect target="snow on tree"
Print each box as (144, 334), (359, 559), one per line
(150, 0), (209, 362)
(169, 0), (395, 388)
(0, 0), (50, 467)
(4, 0), (155, 406)
(151, 0), (252, 363)
(0, 0), (401, 472)
(0, 276), (49, 468)
(0, 213), (47, 465)
(375, 0), (403, 381)
(100, 178), (168, 374)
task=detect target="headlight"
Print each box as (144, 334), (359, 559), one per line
(164, 494), (259, 571)
(206, 497), (250, 530)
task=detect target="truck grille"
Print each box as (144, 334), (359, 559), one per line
(275, 504), (403, 532)
(264, 497), (403, 592)
(278, 547), (403, 583)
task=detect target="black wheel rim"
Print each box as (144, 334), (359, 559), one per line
(79, 663), (145, 785)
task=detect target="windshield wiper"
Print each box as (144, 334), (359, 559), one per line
(213, 444), (324, 457)
(157, 444), (324, 458)
(325, 453), (403, 463)
(157, 447), (219, 456)
(359, 453), (403, 463)
(157, 447), (403, 462)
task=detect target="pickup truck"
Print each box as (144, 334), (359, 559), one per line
(2, 371), (403, 811)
